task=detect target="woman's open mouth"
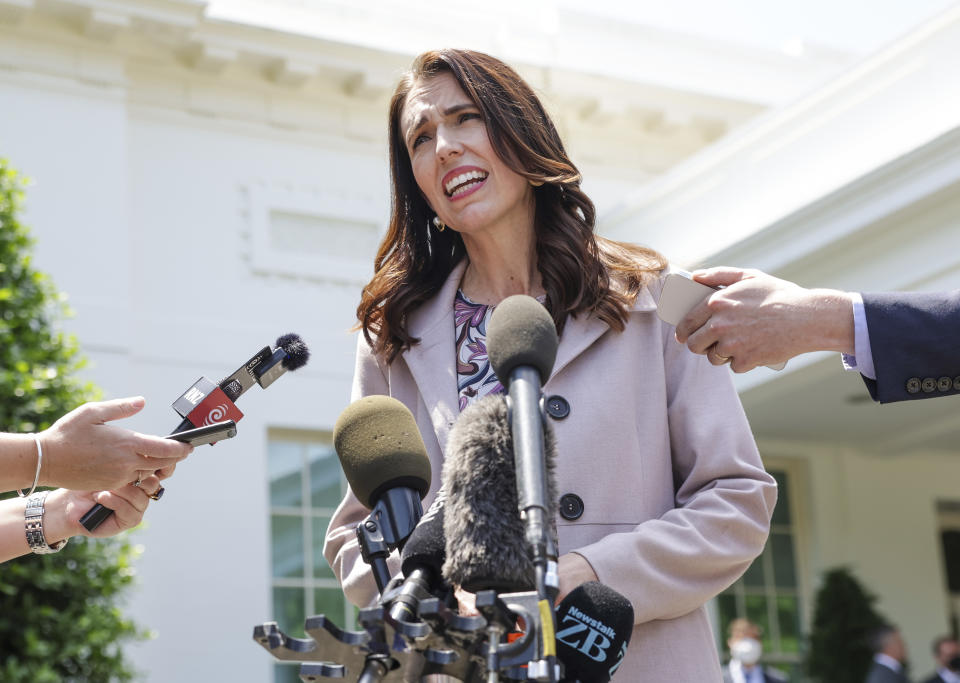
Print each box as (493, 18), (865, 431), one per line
(444, 169), (488, 199)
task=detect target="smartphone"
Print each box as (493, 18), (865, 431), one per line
(166, 420), (238, 446)
(657, 271), (786, 371)
(657, 271), (716, 326)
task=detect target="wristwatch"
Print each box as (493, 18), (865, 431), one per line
(25, 490), (68, 554)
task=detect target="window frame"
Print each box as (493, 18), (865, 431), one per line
(267, 428), (356, 683)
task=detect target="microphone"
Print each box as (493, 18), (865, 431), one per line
(79, 333), (310, 531)
(487, 296), (561, 682)
(555, 582), (634, 683)
(486, 296), (559, 590)
(333, 395), (431, 593)
(388, 489), (451, 624)
(441, 393), (557, 593)
(171, 333), (311, 433)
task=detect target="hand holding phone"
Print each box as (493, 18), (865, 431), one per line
(166, 420), (237, 446)
(657, 271), (786, 371)
(78, 420), (239, 531)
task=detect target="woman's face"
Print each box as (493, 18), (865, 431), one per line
(400, 72), (534, 240)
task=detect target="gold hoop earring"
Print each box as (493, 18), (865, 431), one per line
(432, 216), (446, 232)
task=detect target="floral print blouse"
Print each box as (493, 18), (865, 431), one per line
(454, 289), (504, 411)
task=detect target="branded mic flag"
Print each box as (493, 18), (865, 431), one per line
(173, 378), (244, 427)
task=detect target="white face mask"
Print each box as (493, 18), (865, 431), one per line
(731, 637), (763, 665)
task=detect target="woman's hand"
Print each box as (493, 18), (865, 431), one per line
(455, 552), (599, 611)
(39, 397), (192, 491)
(1, 472), (169, 563)
(454, 585), (480, 616)
(556, 552), (598, 604)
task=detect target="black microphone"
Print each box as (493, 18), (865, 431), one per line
(333, 395), (431, 593)
(441, 393), (557, 593)
(388, 489), (451, 624)
(79, 333), (311, 532)
(555, 582), (634, 683)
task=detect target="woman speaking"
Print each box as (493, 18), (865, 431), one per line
(324, 49), (776, 680)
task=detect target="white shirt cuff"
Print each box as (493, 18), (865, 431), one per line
(840, 292), (876, 380)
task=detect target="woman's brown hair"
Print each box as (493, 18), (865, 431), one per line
(358, 48), (666, 363)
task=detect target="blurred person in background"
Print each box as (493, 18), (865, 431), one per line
(921, 635), (960, 683)
(866, 623), (911, 683)
(722, 617), (789, 683)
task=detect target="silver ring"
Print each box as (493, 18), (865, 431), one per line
(134, 473), (143, 488)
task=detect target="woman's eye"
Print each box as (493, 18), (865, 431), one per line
(412, 134), (429, 149)
(459, 112), (481, 123)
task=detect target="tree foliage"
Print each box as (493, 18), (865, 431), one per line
(806, 566), (887, 683)
(0, 159), (147, 681)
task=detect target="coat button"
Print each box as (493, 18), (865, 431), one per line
(939, 376), (952, 392)
(559, 493), (584, 520)
(906, 378), (921, 394)
(545, 395), (570, 420)
(922, 377), (937, 393)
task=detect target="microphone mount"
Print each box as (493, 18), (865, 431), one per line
(356, 487), (424, 594)
(253, 587), (563, 681)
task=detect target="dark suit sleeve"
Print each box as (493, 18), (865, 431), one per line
(860, 291), (960, 403)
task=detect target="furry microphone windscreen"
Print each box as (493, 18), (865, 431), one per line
(441, 394), (557, 593)
(277, 333), (310, 370)
(333, 395), (431, 509)
(487, 294), (558, 387)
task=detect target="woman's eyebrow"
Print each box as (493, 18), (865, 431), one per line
(442, 102), (475, 117)
(408, 102), (477, 139)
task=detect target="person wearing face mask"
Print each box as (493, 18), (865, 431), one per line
(921, 635), (960, 683)
(722, 618), (789, 683)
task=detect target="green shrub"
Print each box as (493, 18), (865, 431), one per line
(806, 566), (887, 683)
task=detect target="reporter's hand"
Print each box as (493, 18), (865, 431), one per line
(675, 267), (855, 372)
(40, 397), (192, 491)
(35, 472), (165, 547)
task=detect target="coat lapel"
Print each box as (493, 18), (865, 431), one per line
(402, 260), (468, 450)
(550, 284), (657, 381)
(400, 263), (659, 443)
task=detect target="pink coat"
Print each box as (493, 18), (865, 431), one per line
(323, 260), (776, 681)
